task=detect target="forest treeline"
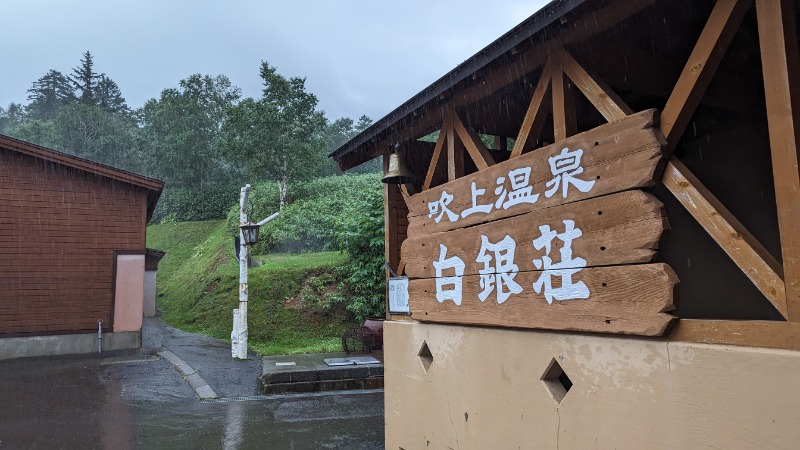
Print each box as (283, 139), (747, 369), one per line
(0, 51), (380, 221)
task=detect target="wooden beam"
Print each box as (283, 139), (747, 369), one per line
(670, 319), (800, 351)
(660, 0), (752, 151)
(450, 0), (656, 116)
(662, 158), (788, 317)
(422, 118), (448, 191)
(551, 57), (576, 143)
(452, 112), (495, 170)
(560, 48), (633, 122)
(756, 0), (800, 321)
(511, 61), (553, 158)
(446, 112), (464, 181)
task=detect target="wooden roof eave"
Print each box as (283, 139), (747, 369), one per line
(330, 0), (663, 170)
(329, 0), (590, 169)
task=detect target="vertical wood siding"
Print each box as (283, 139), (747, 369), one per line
(0, 150), (147, 335)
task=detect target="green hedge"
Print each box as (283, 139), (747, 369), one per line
(152, 184), (240, 223)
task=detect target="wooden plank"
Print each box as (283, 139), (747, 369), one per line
(660, 0), (752, 150)
(403, 190), (666, 278)
(560, 49), (633, 122)
(452, 112), (495, 170)
(407, 109), (666, 235)
(409, 263), (677, 336)
(669, 319), (800, 351)
(551, 58), (576, 143)
(422, 122), (448, 191)
(662, 158), (787, 317)
(756, 0), (800, 320)
(511, 61), (553, 158)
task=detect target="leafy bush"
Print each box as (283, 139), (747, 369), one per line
(334, 186), (386, 321)
(225, 173), (382, 253)
(152, 184), (240, 223)
(221, 173), (386, 321)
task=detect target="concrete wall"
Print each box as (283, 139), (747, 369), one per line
(385, 321), (800, 449)
(0, 331), (140, 360)
(113, 254), (145, 332)
(143, 271), (157, 318)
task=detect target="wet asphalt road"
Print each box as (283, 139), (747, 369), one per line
(0, 319), (384, 449)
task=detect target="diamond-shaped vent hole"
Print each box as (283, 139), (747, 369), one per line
(418, 341), (433, 372)
(541, 358), (572, 405)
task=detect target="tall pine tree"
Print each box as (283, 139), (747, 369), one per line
(70, 51), (100, 106)
(96, 74), (128, 114)
(26, 69), (76, 120)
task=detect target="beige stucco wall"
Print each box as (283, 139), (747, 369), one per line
(113, 254), (145, 332)
(385, 321), (800, 449)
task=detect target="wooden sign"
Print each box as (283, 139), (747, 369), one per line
(409, 264), (677, 336)
(403, 109), (678, 336)
(406, 109), (666, 235)
(402, 191), (667, 278)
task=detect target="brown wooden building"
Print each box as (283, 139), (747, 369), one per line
(332, 0), (800, 447)
(0, 135), (163, 358)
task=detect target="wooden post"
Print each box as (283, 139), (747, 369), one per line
(756, 0), (800, 320)
(552, 55), (577, 143)
(446, 112), (465, 180)
(384, 152), (401, 316)
(233, 184), (249, 360)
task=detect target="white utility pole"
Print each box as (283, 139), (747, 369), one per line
(232, 184), (250, 359)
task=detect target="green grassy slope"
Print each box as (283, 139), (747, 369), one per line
(147, 220), (353, 355)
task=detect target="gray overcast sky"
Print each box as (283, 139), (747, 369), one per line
(0, 1), (549, 122)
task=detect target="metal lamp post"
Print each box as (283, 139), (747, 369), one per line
(232, 184), (279, 360)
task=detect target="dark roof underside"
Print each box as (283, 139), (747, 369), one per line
(329, 0), (588, 166)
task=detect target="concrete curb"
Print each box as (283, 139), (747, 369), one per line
(158, 350), (218, 399)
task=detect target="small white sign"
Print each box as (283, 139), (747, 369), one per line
(388, 276), (410, 314)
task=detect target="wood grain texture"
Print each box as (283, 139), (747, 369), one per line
(407, 109), (666, 235)
(511, 61), (553, 158)
(559, 49), (633, 122)
(422, 117), (448, 190)
(662, 158), (787, 317)
(669, 319), (800, 351)
(452, 112), (495, 171)
(408, 263), (677, 336)
(660, 0), (752, 150)
(551, 59), (577, 143)
(756, 0), (800, 320)
(403, 190), (666, 278)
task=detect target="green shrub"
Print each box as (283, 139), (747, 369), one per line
(152, 184), (240, 223)
(225, 173), (382, 253)
(334, 186), (386, 321)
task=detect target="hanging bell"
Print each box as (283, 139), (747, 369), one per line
(382, 152), (415, 184)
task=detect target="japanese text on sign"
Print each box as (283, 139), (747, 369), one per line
(428, 147), (595, 224)
(433, 220), (590, 306)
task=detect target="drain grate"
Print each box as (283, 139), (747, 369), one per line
(100, 355), (161, 365)
(201, 395), (273, 404)
(541, 357), (573, 405)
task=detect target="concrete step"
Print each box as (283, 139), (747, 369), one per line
(260, 352), (383, 394)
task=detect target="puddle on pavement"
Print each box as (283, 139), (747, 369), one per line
(0, 355), (384, 449)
